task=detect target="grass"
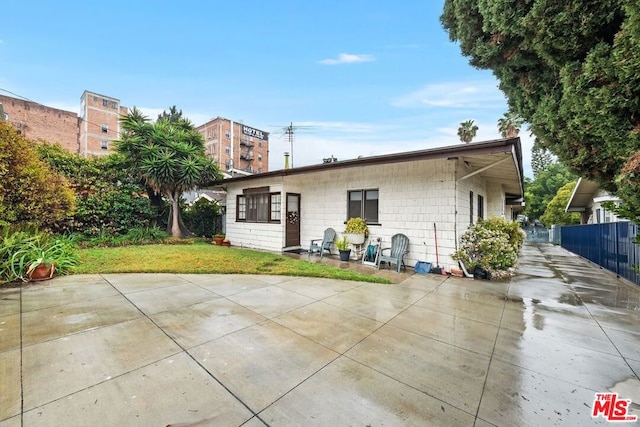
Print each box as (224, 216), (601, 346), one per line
(75, 242), (391, 284)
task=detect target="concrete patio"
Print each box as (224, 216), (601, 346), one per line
(1, 243), (640, 426)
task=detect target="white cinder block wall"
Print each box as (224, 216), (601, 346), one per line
(225, 177), (285, 251)
(224, 157), (514, 272)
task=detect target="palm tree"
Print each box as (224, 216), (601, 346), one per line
(457, 119), (478, 143)
(497, 111), (524, 138)
(117, 108), (221, 238)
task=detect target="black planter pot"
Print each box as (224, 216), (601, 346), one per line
(339, 250), (351, 262)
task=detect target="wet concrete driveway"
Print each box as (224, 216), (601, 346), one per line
(1, 243), (640, 426)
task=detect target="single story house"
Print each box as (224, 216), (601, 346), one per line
(565, 178), (621, 224)
(210, 137), (524, 272)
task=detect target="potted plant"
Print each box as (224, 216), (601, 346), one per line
(10, 236), (78, 282)
(213, 233), (225, 245)
(344, 217), (369, 244)
(336, 236), (351, 261)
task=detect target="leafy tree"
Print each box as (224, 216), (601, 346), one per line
(158, 105), (183, 123)
(497, 111), (524, 138)
(457, 119), (478, 143)
(524, 162), (577, 220)
(441, 1), (640, 215)
(530, 139), (554, 178)
(117, 108), (221, 238)
(37, 143), (158, 236)
(540, 181), (581, 226)
(0, 121), (75, 229)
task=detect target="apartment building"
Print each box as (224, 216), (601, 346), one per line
(196, 117), (269, 174)
(0, 94), (79, 152)
(78, 91), (128, 156)
(0, 91), (269, 173)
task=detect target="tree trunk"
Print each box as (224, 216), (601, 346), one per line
(146, 186), (164, 226)
(166, 192), (192, 238)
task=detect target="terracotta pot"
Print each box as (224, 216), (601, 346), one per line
(213, 236), (224, 245)
(28, 263), (56, 281)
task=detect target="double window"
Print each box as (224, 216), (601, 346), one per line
(237, 187), (281, 223)
(348, 189), (378, 223)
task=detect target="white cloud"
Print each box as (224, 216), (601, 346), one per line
(269, 116), (534, 178)
(391, 81), (506, 109)
(292, 120), (381, 133)
(318, 53), (375, 65)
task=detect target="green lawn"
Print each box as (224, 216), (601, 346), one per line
(75, 242), (390, 284)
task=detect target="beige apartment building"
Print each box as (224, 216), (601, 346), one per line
(78, 91), (128, 156)
(196, 117), (269, 174)
(0, 91), (269, 173)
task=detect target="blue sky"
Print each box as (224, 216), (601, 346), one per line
(0, 0), (533, 176)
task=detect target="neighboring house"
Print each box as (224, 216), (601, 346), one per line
(565, 178), (621, 224)
(210, 137), (524, 272)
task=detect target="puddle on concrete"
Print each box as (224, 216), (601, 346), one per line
(557, 293), (584, 306)
(609, 377), (640, 417)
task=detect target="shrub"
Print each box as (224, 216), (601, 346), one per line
(37, 144), (157, 236)
(183, 198), (221, 238)
(477, 217), (526, 251)
(79, 227), (168, 248)
(452, 217), (525, 277)
(0, 122), (75, 229)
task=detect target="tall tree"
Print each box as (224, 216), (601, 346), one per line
(441, 1), (640, 215)
(524, 162), (576, 220)
(457, 119), (478, 143)
(157, 105), (183, 123)
(540, 181), (581, 226)
(530, 139), (554, 178)
(117, 108), (221, 238)
(497, 111), (524, 138)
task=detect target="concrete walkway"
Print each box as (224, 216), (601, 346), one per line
(1, 243), (640, 426)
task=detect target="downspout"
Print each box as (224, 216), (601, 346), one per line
(454, 158), (458, 253)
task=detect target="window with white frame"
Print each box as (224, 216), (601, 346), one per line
(101, 141), (108, 150)
(348, 189), (379, 223)
(101, 123), (108, 133)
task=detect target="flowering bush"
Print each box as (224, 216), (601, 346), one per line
(452, 217), (525, 278)
(345, 217), (369, 237)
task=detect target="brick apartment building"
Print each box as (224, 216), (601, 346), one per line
(0, 93), (79, 153)
(196, 117), (269, 174)
(79, 91), (128, 156)
(0, 91), (269, 173)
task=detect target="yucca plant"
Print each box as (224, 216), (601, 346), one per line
(7, 234), (79, 282)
